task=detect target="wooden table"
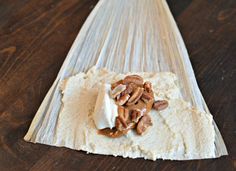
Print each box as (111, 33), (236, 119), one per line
(0, 0), (235, 170)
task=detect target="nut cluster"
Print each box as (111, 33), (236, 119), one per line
(98, 75), (168, 138)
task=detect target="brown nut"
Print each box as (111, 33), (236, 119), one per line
(110, 84), (126, 98)
(127, 122), (136, 129)
(127, 100), (147, 114)
(115, 117), (127, 131)
(116, 94), (130, 105)
(141, 91), (154, 103)
(121, 83), (136, 96)
(126, 87), (144, 106)
(123, 75), (144, 86)
(116, 106), (130, 129)
(118, 106), (129, 121)
(116, 117), (136, 132)
(98, 128), (128, 138)
(111, 80), (124, 90)
(136, 115), (152, 135)
(153, 100), (168, 111)
(131, 109), (143, 123)
(116, 94), (121, 100)
(143, 81), (152, 93)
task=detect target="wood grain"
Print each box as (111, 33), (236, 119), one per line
(0, 0), (235, 170)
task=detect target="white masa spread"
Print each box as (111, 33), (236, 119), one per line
(57, 67), (215, 160)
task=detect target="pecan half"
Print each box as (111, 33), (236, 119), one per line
(110, 84), (126, 98)
(136, 115), (152, 135)
(123, 75), (144, 86)
(131, 109), (143, 123)
(111, 80), (124, 90)
(126, 87), (144, 106)
(153, 100), (168, 111)
(143, 81), (152, 93)
(116, 94), (130, 105)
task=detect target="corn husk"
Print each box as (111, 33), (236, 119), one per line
(24, 0), (227, 158)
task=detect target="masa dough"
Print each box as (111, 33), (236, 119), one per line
(56, 67), (215, 160)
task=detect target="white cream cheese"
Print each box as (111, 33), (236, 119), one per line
(93, 83), (118, 129)
(56, 67), (215, 160)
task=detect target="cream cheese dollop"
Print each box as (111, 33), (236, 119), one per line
(93, 83), (118, 129)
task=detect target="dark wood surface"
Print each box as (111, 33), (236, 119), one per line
(0, 0), (235, 170)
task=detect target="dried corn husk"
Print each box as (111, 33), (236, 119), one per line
(24, 0), (227, 158)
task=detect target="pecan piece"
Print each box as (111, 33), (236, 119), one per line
(116, 94), (130, 105)
(115, 117), (127, 131)
(111, 80), (124, 90)
(136, 115), (152, 135)
(116, 106), (136, 131)
(141, 91), (153, 103)
(127, 100), (147, 114)
(123, 75), (144, 86)
(116, 106), (130, 130)
(153, 100), (168, 111)
(98, 128), (128, 138)
(118, 106), (129, 121)
(126, 87), (144, 106)
(131, 109), (143, 123)
(115, 116), (136, 133)
(121, 83), (136, 96)
(143, 81), (152, 93)
(110, 84), (126, 98)
(141, 84), (154, 113)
